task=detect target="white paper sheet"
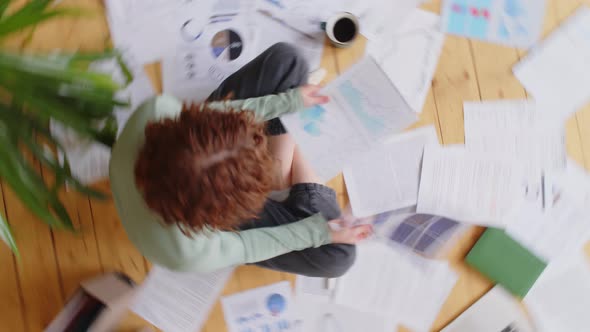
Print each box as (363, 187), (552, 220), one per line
(441, 0), (546, 48)
(162, 16), (259, 104)
(546, 158), (590, 210)
(293, 294), (395, 332)
(131, 266), (233, 332)
(350, 0), (424, 41)
(416, 145), (527, 227)
(463, 100), (567, 175)
(367, 9), (444, 113)
(295, 275), (333, 299)
(222, 281), (296, 332)
(334, 241), (457, 332)
(281, 57), (417, 181)
(441, 286), (533, 332)
(505, 196), (590, 263)
(343, 126), (438, 218)
(514, 6), (590, 117)
(50, 58), (155, 185)
(524, 252), (590, 332)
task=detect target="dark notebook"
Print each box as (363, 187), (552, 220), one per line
(466, 228), (547, 298)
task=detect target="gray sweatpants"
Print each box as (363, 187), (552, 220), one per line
(207, 43), (356, 278)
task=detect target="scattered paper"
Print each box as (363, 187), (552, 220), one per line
(505, 162), (590, 262)
(294, 294), (395, 332)
(441, 0), (546, 47)
(367, 9), (445, 113)
(50, 57), (155, 184)
(295, 275), (333, 299)
(514, 6), (590, 116)
(282, 57), (417, 181)
(132, 266), (233, 332)
(162, 16), (259, 104)
(375, 213), (464, 258)
(343, 126), (438, 218)
(463, 100), (567, 175)
(349, 0), (424, 41)
(441, 286), (534, 332)
(334, 241), (458, 332)
(222, 281), (296, 332)
(525, 252), (590, 332)
(417, 145), (527, 227)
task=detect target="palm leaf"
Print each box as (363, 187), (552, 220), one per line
(0, 0), (83, 38)
(0, 213), (19, 258)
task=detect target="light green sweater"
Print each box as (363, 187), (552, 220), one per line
(109, 89), (331, 273)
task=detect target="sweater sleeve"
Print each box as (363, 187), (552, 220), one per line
(205, 88), (305, 121)
(175, 214), (331, 273)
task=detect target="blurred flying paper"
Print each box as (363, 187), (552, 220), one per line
(343, 126), (438, 218)
(441, 286), (534, 332)
(442, 0), (546, 47)
(514, 6), (590, 117)
(367, 9), (445, 113)
(417, 145), (527, 226)
(524, 252), (590, 332)
(281, 57), (417, 181)
(334, 241), (457, 332)
(293, 294), (395, 332)
(463, 99), (567, 175)
(132, 266), (233, 332)
(222, 281), (296, 332)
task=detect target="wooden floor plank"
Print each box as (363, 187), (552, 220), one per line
(431, 35), (480, 145)
(89, 181), (148, 282)
(51, 190), (103, 298)
(0, 182), (27, 332)
(2, 182), (64, 330)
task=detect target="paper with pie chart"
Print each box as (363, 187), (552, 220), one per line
(282, 56), (417, 181)
(222, 281), (296, 332)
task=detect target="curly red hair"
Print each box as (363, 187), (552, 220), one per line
(134, 104), (275, 234)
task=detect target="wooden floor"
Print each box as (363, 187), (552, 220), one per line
(1, 0), (589, 331)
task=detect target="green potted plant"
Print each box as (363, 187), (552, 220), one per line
(0, 0), (130, 256)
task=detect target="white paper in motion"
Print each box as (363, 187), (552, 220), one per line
(350, 0), (424, 41)
(505, 159), (590, 262)
(222, 281), (296, 332)
(514, 6), (590, 117)
(524, 252), (590, 332)
(50, 57), (155, 185)
(416, 145), (527, 227)
(505, 196), (590, 263)
(131, 266), (233, 332)
(282, 57), (417, 181)
(463, 99), (567, 175)
(367, 9), (444, 113)
(441, 286), (533, 332)
(334, 241), (457, 332)
(293, 294), (395, 332)
(343, 126), (438, 218)
(162, 16), (259, 104)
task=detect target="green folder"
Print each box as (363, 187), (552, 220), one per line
(465, 228), (547, 298)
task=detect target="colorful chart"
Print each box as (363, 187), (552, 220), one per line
(211, 29), (243, 61)
(299, 105), (327, 137)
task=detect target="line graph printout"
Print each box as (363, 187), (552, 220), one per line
(282, 57), (417, 181)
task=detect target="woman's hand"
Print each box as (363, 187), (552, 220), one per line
(300, 84), (330, 107)
(328, 220), (373, 245)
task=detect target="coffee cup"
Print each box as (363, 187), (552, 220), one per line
(321, 12), (359, 48)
